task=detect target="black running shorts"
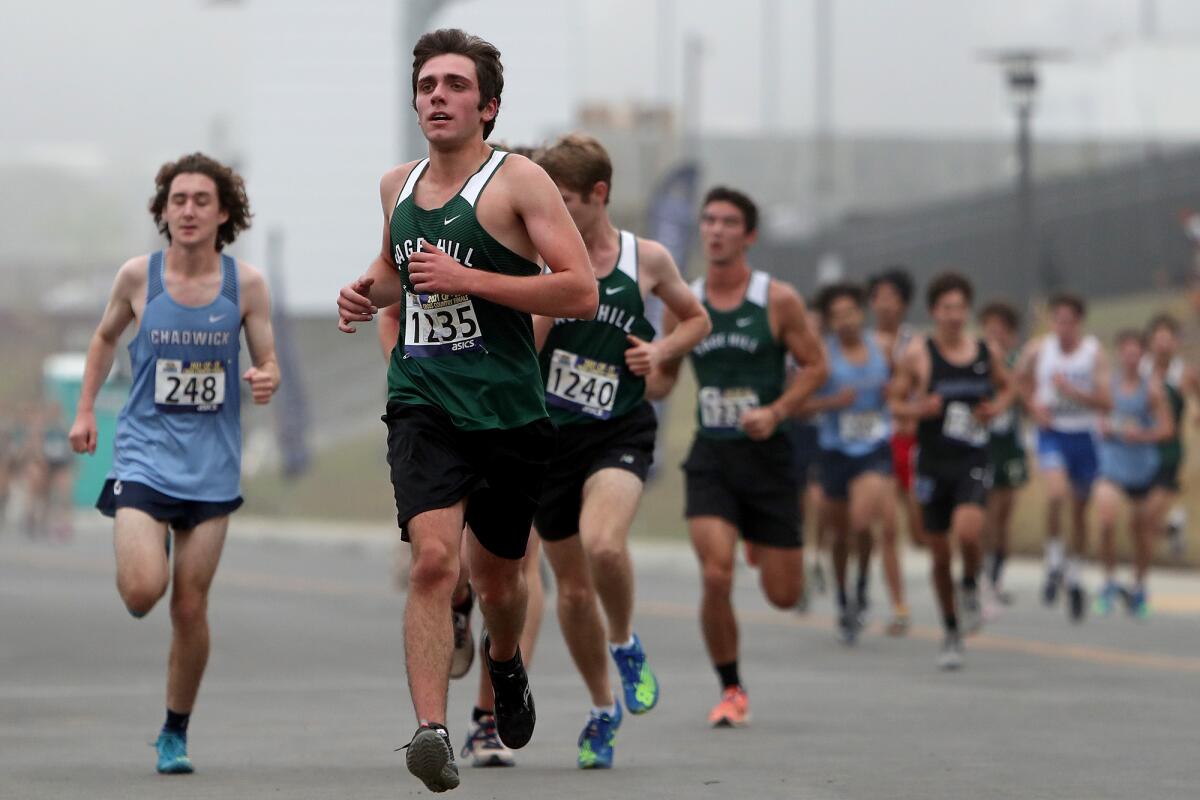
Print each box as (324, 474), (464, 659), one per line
(383, 403), (554, 560)
(683, 434), (801, 549)
(914, 456), (990, 534)
(96, 479), (242, 531)
(535, 403), (657, 542)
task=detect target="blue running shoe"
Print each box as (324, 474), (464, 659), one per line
(155, 731), (194, 775)
(1094, 581), (1121, 616)
(1125, 587), (1150, 620)
(610, 633), (658, 714)
(577, 701), (622, 769)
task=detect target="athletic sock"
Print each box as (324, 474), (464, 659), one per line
(944, 614), (959, 635)
(990, 551), (1007, 585)
(1046, 539), (1065, 572)
(1065, 556), (1082, 588)
(962, 574), (977, 592)
(856, 573), (869, 606)
(609, 636), (636, 651)
(591, 700), (618, 717)
(715, 661), (741, 690)
(163, 709), (190, 737)
(836, 588), (848, 610)
(472, 706), (493, 723)
(488, 651), (521, 673)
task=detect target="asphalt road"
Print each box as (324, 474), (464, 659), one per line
(3, 516), (1199, 799)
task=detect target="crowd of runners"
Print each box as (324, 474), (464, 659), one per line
(1, 403), (75, 540)
(59, 27), (1196, 792)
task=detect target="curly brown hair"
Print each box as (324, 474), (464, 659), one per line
(148, 152), (252, 250)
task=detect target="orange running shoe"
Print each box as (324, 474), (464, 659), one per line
(707, 686), (750, 728)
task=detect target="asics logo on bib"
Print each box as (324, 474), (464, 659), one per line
(393, 238), (476, 268)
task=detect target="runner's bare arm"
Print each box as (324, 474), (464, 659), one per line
(741, 283), (828, 440)
(338, 168), (414, 333)
(532, 314), (555, 352)
(1014, 337), (1049, 425)
(68, 258), (142, 455)
(888, 336), (940, 420)
(645, 308), (684, 401)
(975, 344), (1015, 423)
(1058, 346), (1113, 413)
(240, 264), (281, 405)
(626, 241), (710, 377)
(1138, 380), (1175, 444)
(407, 159), (597, 319)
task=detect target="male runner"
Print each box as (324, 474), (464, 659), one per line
(654, 186), (827, 726)
(1095, 330), (1173, 617)
(868, 267), (919, 634)
(377, 296), (546, 770)
(800, 283), (898, 644)
(979, 301), (1028, 606)
(1142, 314), (1198, 558)
(1016, 294), (1111, 622)
(532, 133), (710, 766)
(335, 29), (596, 792)
(68, 152), (279, 773)
(891, 273), (1012, 669)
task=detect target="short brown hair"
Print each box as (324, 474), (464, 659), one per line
(815, 282), (866, 317)
(926, 271), (973, 309)
(1048, 292), (1086, 318)
(412, 29), (504, 139)
(1146, 312), (1180, 337)
(1115, 328), (1144, 348)
(702, 186), (759, 234)
(148, 152), (251, 250)
(979, 300), (1020, 332)
(536, 133), (613, 203)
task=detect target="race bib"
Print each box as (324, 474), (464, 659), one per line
(942, 401), (987, 446)
(545, 349), (620, 419)
(403, 292), (484, 357)
(154, 359), (225, 413)
(838, 410), (887, 444)
(699, 386), (760, 430)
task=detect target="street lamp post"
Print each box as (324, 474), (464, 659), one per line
(982, 49), (1064, 297)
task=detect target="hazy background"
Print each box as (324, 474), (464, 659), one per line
(5, 1), (1200, 562)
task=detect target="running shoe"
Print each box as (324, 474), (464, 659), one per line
(811, 560), (828, 595)
(403, 723), (459, 793)
(482, 633), (535, 749)
(1068, 583), (1087, 623)
(450, 592), (475, 680)
(837, 601), (859, 645)
(1124, 587), (1150, 620)
(937, 632), (964, 671)
(155, 730), (194, 775)
(960, 586), (983, 634)
(1094, 581), (1122, 616)
(885, 605), (911, 637)
(577, 701), (622, 769)
(611, 633), (659, 714)
(1042, 568), (1062, 606)
(707, 686), (750, 728)
(460, 714), (514, 768)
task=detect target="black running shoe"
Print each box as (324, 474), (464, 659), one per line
(1042, 569), (1062, 606)
(403, 723), (459, 793)
(1068, 583), (1086, 623)
(837, 601), (859, 645)
(482, 632), (535, 749)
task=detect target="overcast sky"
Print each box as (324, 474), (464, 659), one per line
(7, 0), (1200, 167)
(6, 0), (1200, 309)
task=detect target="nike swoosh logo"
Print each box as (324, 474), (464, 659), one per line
(605, 286), (625, 296)
(736, 317), (753, 328)
(208, 314), (226, 323)
(444, 215), (462, 225)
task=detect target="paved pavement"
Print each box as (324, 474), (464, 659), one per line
(2, 516), (1199, 799)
